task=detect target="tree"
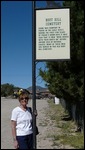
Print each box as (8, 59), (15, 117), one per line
(46, 1), (61, 8)
(1, 83), (14, 97)
(39, 1), (84, 103)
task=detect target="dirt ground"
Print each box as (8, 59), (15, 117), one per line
(1, 97), (75, 149)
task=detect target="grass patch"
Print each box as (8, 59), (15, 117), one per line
(46, 99), (84, 149)
(61, 133), (84, 149)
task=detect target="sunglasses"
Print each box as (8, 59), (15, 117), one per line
(20, 97), (29, 100)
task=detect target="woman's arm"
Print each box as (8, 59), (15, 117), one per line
(11, 120), (19, 149)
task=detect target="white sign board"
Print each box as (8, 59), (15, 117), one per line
(35, 8), (70, 61)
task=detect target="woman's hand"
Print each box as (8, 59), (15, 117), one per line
(34, 110), (38, 116)
(14, 140), (19, 149)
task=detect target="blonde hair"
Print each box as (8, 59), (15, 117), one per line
(18, 89), (30, 101)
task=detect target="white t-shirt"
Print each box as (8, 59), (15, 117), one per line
(11, 106), (33, 136)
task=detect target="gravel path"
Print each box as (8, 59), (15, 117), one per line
(1, 97), (54, 149)
(1, 97), (75, 149)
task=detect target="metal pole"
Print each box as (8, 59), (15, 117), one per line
(32, 1), (36, 149)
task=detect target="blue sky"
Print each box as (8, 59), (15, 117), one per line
(1, 1), (48, 89)
(1, 1), (63, 89)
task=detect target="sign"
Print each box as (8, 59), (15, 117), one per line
(35, 8), (70, 61)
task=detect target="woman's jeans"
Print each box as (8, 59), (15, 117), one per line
(16, 133), (33, 149)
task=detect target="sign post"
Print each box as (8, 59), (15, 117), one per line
(32, 3), (70, 149)
(32, 1), (36, 149)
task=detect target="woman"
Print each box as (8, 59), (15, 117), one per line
(11, 89), (36, 149)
